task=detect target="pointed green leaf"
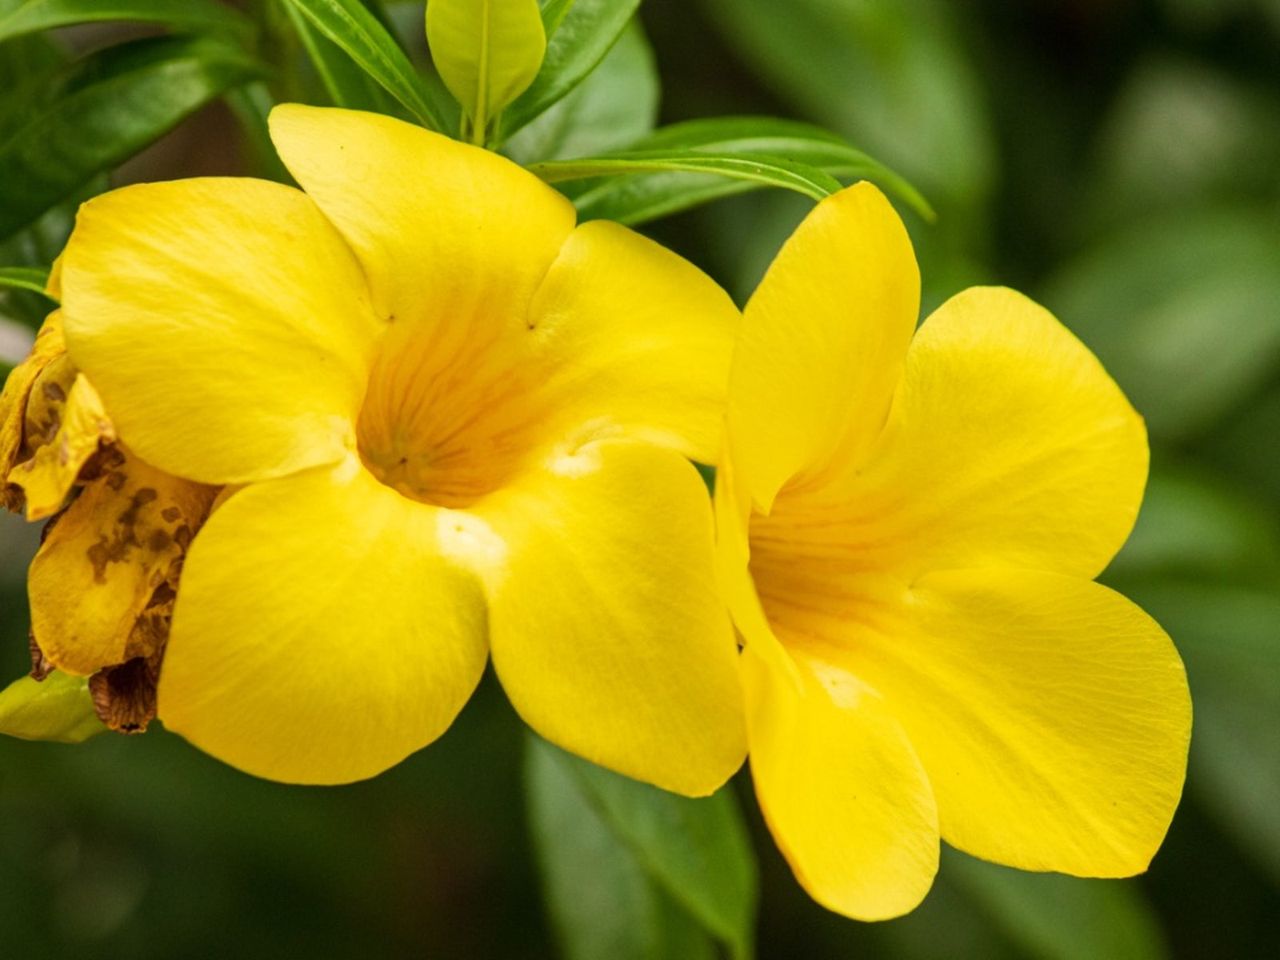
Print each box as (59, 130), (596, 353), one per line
(557, 115), (933, 225)
(701, 0), (994, 210)
(281, 0), (449, 130)
(0, 184), (98, 331)
(224, 82), (292, 184)
(0, 265), (52, 300)
(539, 0), (576, 38)
(282, 0), (402, 116)
(0, 671), (106, 744)
(525, 736), (757, 960)
(639, 117), (932, 218)
(498, 0), (640, 143)
(503, 19), (657, 164)
(426, 0), (546, 143)
(0, 0), (251, 44)
(0, 26), (65, 142)
(530, 150), (842, 209)
(0, 35), (261, 240)
(526, 738), (719, 960)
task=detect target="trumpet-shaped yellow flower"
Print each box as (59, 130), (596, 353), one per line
(716, 183), (1192, 920)
(56, 105), (745, 790)
(0, 308), (217, 733)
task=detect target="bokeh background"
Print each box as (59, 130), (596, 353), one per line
(2, 1), (1278, 957)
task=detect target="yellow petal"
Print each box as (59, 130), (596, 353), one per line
(469, 440), (745, 797)
(743, 633), (939, 921)
(0, 312), (66, 509)
(60, 178), (383, 485)
(268, 104), (576, 329)
(46, 254), (63, 300)
(353, 214), (738, 509)
(769, 568), (1190, 877)
(29, 452), (216, 676)
(10, 373), (115, 520)
(794, 286), (1148, 580)
(524, 219), (740, 464)
(20, 351), (78, 456)
(713, 451), (775, 648)
(727, 182), (919, 511)
(159, 458), (489, 785)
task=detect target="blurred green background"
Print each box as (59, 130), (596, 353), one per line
(2, 1), (1279, 957)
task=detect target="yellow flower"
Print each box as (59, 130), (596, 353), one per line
(716, 183), (1192, 920)
(55, 104), (745, 789)
(0, 307), (217, 733)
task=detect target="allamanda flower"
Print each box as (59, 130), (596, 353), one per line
(54, 104), (745, 790)
(716, 183), (1192, 920)
(1, 304), (216, 732)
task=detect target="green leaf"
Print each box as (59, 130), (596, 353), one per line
(224, 81), (292, 184)
(531, 150), (842, 212)
(539, 0), (576, 38)
(700, 0), (994, 210)
(0, 35), (260, 240)
(946, 849), (1168, 960)
(0, 181), (98, 331)
(282, 0), (401, 115)
(642, 117), (931, 216)
(426, 0), (546, 144)
(282, 0), (449, 130)
(1042, 207), (1280, 442)
(498, 0), (640, 144)
(0, 265), (52, 300)
(0, 671), (106, 744)
(0, 26), (63, 141)
(0, 0), (251, 44)
(503, 18), (656, 164)
(561, 115), (933, 225)
(525, 736), (757, 959)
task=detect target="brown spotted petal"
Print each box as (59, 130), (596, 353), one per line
(10, 371), (116, 520)
(0, 312), (67, 512)
(89, 653), (161, 734)
(27, 629), (54, 681)
(28, 449), (216, 677)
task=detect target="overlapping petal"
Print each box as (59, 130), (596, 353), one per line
(10, 372), (114, 520)
(524, 219), (739, 464)
(60, 178), (383, 486)
(742, 634), (938, 920)
(159, 458), (489, 785)
(29, 453), (215, 676)
(722, 181), (1190, 915)
(795, 286), (1149, 580)
(268, 104), (576, 330)
(768, 569), (1190, 877)
(0, 312), (66, 509)
(470, 440), (745, 797)
(727, 182), (920, 511)
(354, 216), (740, 509)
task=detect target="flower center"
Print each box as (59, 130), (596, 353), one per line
(746, 486), (902, 651)
(355, 319), (545, 509)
